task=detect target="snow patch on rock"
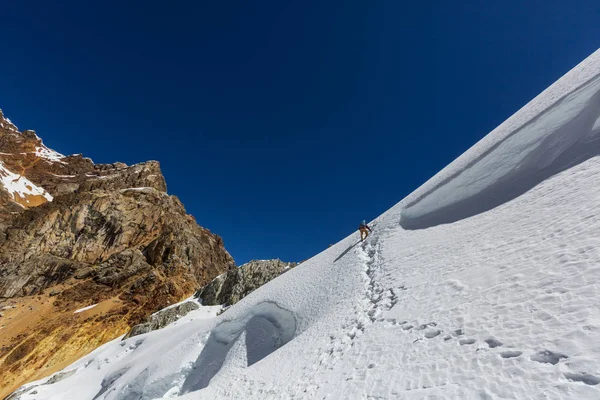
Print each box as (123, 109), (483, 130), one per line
(73, 304), (98, 314)
(35, 145), (66, 164)
(0, 161), (53, 206)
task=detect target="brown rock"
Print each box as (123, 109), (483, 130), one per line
(197, 259), (297, 307)
(0, 109), (235, 398)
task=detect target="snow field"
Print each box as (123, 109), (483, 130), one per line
(314, 155), (600, 399)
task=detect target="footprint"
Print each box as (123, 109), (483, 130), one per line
(459, 338), (476, 346)
(530, 350), (568, 365)
(424, 329), (441, 339)
(403, 325), (413, 331)
(452, 329), (464, 337)
(564, 372), (600, 385)
(418, 322), (437, 330)
(128, 339), (144, 351)
(500, 351), (522, 359)
(485, 338), (503, 348)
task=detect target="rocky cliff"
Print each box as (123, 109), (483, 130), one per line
(125, 300), (200, 339)
(0, 110), (235, 398)
(196, 259), (297, 307)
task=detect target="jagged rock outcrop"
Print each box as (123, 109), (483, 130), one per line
(125, 301), (200, 338)
(0, 187), (230, 299)
(196, 259), (297, 306)
(0, 110), (235, 398)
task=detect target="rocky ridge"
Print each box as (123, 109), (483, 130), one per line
(125, 300), (200, 339)
(196, 259), (297, 307)
(0, 110), (234, 398)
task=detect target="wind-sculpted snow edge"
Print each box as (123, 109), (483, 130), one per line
(401, 72), (600, 230)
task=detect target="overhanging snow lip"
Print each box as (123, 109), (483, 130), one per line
(401, 70), (600, 230)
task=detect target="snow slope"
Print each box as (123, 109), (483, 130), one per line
(11, 49), (600, 399)
(35, 144), (66, 164)
(401, 52), (600, 229)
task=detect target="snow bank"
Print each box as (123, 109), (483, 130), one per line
(178, 301), (297, 393)
(401, 51), (600, 229)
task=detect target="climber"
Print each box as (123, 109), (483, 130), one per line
(359, 220), (372, 241)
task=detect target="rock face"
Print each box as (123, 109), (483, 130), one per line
(196, 259), (297, 306)
(0, 187), (231, 300)
(0, 110), (235, 398)
(126, 301), (200, 338)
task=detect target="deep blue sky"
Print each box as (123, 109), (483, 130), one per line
(1, 1), (598, 264)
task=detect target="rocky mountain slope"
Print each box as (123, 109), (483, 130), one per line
(196, 259), (297, 307)
(0, 110), (235, 398)
(125, 299), (202, 339)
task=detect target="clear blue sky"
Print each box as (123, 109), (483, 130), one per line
(1, 1), (598, 264)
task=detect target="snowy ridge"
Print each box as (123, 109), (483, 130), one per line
(401, 49), (600, 229)
(35, 145), (66, 163)
(31, 132), (67, 164)
(2, 117), (19, 131)
(0, 161), (53, 205)
(10, 49), (600, 399)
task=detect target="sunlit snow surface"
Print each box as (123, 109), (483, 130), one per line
(35, 145), (66, 164)
(73, 304), (98, 314)
(13, 50), (600, 399)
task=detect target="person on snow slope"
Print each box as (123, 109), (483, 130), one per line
(359, 220), (372, 241)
